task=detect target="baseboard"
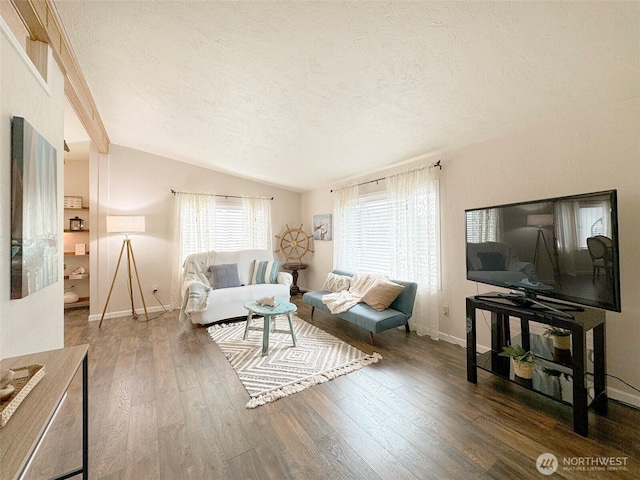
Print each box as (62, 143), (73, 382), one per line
(438, 331), (490, 353)
(438, 332), (640, 410)
(607, 386), (640, 409)
(88, 305), (170, 322)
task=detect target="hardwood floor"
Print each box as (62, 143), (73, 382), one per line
(26, 298), (639, 479)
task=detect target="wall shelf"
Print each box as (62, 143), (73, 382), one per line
(64, 297), (90, 309)
(64, 160), (90, 311)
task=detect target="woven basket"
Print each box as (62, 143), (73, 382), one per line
(0, 364), (45, 427)
(512, 359), (534, 379)
(552, 335), (571, 351)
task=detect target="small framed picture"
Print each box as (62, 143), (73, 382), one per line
(313, 214), (332, 241)
(64, 196), (83, 209)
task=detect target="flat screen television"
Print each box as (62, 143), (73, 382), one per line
(465, 190), (621, 315)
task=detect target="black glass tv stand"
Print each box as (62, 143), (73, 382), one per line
(466, 293), (607, 437)
(474, 292), (582, 318)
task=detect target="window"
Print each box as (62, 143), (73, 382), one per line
(175, 194), (271, 266)
(354, 192), (392, 275)
(465, 208), (503, 243)
(577, 201), (610, 249)
(333, 167), (441, 338)
(341, 189), (433, 279)
(214, 199), (244, 251)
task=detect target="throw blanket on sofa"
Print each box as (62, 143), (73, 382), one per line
(179, 250), (216, 325)
(321, 272), (384, 314)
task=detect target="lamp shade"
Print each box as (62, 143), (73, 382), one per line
(527, 214), (554, 227)
(106, 215), (145, 233)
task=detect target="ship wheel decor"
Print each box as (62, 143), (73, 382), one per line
(276, 224), (313, 263)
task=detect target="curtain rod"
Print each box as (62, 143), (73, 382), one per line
(330, 160), (442, 193)
(171, 189), (274, 200)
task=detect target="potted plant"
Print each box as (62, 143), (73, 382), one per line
(499, 344), (535, 379)
(544, 327), (572, 350)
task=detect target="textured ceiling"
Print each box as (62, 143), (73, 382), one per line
(58, 1), (639, 192)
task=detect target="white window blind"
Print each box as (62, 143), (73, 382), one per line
(343, 191), (434, 277)
(214, 199), (244, 251)
(356, 192), (391, 275)
(177, 195), (268, 263)
(466, 208), (502, 243)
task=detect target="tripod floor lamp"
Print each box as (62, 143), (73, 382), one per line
(527, 214), (560, 281)
(99, 215), (149, 328)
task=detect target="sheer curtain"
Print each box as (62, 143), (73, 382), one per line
(332, 168), (442, 339)
(466, 208), (504, 243)
(554, 201), (579, 276)
(387, 167), (441, 339)
(170, 193), (216, 307)
(170, 193), (272, 307)
(243, 197), (272, 250)
(332, 182), (360, 271)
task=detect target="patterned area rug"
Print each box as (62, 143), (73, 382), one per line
(208, 315), (382, 408)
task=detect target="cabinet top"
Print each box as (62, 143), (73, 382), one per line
(467, 294), (605, 330)
(0, 345), (89, 480)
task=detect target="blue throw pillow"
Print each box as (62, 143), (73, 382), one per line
(250, 260), (281, 284)
(209, 263), (241, 289)
(477, 252), (504, 271)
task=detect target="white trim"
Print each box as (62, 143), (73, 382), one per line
(607, 386), (640, 409)
(438, 333), (490, 353)
(0, 15), (51, 95)
(88, 305), (169, 322)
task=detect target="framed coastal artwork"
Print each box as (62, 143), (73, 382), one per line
(11, 116), (58, 299)
(312, 214), (332, 241)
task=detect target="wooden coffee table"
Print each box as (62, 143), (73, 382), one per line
(243, 300), (298, 356)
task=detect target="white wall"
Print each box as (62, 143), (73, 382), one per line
(299, 188), (334, 291)
(0, 21), (65, 359)
(90, 144), (301, 320)
(301, 98), (640, 407)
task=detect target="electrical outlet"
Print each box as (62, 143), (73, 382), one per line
(442, 305), (449, 316)
(152, 285), (158, 294)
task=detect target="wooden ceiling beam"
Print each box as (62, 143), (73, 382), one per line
(11, 0), (110, 153)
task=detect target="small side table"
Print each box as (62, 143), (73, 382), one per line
(283, 263), (307, 295)
(243, 300), (298, 356)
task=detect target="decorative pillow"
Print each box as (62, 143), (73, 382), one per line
(208, 263), (241, 289)
(477, 252), (504, 271)
(361, 278), (405, 312)
(322, 273), (351, 292)
(250, 260), (281, 284)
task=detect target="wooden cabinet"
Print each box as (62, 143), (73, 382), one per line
(0, 345), (89, 480)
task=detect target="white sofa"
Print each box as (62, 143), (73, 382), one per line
(467, 241), (538, 284)
(179, 249), (293, 325)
